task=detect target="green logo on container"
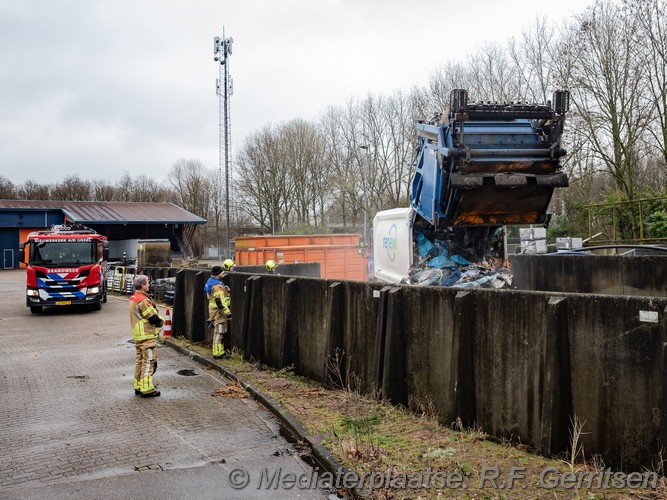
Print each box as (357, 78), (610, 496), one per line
(382, 224), (398, 262)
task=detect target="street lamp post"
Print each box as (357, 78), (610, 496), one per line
(270, 189), (275, 236)
(359, 145), (370, 245)
(266, 169), (275, 235)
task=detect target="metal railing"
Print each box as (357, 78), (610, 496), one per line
(584, 196), (667, 244)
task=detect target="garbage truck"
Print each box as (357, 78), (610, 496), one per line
(19, 224), (110, 313)
(373, 89), (570, 286)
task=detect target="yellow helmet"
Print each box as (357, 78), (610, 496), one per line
(266, 259), (276, 271)
(223, 258), (235, 271)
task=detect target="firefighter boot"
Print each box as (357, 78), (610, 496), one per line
(139, 375), (160, 397)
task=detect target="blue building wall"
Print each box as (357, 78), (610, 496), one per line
(0, 209), (65, 268)
(0, 229), (19, 268)
(0, 209), (64, 228)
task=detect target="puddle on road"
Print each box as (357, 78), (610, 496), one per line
(177, 369), (198, 376)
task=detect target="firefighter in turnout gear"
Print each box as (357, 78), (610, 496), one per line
(129, 274), (165, 397)
(205, 265), (231, 359)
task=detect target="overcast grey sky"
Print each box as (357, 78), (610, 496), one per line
(0, 0), (591, 186)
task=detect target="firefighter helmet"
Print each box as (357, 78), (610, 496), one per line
(222, 258), (235, 271)
(266, 260), (276, 271)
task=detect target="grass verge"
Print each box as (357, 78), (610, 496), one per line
(169, 337), (665, 499)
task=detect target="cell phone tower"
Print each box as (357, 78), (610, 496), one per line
(213, 29), (233, 259)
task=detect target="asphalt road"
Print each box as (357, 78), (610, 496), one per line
(0, 269), (332, 499)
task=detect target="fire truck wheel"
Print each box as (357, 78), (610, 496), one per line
(30, 306), (42, 314)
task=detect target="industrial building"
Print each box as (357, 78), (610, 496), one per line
(0, 200), (206, 269)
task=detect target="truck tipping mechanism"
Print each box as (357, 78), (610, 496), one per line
(411, 88), (569, 231)
(373, 89), (570, 286)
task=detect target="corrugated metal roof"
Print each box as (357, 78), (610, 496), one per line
(0, 200), (206, 224)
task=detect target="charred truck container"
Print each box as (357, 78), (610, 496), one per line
(373, 89), (570, 284)
(19, 225), (110, 313)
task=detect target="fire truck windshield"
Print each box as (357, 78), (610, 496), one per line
(31, 241), (96, 266)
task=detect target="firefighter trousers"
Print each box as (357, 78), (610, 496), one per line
(209, 308), (228, 357)
(134, 338), (158, 394)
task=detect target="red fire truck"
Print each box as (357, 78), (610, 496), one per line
(19, 225), (109, 313)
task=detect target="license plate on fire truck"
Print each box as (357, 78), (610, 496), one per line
(55, 301), (72, 306)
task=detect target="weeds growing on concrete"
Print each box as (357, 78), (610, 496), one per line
(276, 364), (295, 377)
(340, 412), (382, 461)
(566, 415), (588, 472)
(326, 347), (346, 390)
(408, 392), (439, 420)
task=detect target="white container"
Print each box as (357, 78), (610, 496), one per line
(556, 237), (583, 250)
(519, 227), (547, 240)
(520, 239), (547, 254)
(372, 207), (415, 284)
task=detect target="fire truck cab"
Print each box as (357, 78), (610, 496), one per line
(19, 225), (109, 313)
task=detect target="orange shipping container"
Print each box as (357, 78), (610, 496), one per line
(234, 234), (369, 281)
(234, 234), (360, 250)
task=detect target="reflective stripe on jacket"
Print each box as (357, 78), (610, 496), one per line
(129, 291), (161, 341)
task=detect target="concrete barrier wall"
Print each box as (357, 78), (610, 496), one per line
(567, 296), (665, 469)
(398, 286), (459, 420)
(160, 266), (667, 471)
(340, 281), (384, 394)
(510, 254), (667, 296)
(229, 273), (334, 382)
(471, 290), (572, 453)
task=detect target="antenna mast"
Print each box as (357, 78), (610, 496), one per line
(213, 28), (233, 259)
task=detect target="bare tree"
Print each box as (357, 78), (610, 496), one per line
(356, 94), (387, 226)
(631, 0), (667, 169)
(264, 127), (290, 232)
(281, 119), (326, 228)
(168, 159), (213, 219)
(113, 172), (135, 202)
(0, 176), (17, 199)
(235, 119), (339, 234)
(376, 90), (414, 208)
(565, 0), (652, 201)
(235, 131), (269, 231)
(16, 180), (50, 200)
(466, 42), (520, 101)
(129, 175), (166, 202)
(51, 174), (92, 201)
(415, 62), (471, 119)
(507, 16), (560, 102)
(319, 105), (354, 227)
(335, 98), (368, 231)
(92, 180), (116, 201)
(354, 91), (415, 217)
(168, 159), (215, 255)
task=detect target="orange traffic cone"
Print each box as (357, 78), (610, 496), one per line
(163, 308), (172, 337)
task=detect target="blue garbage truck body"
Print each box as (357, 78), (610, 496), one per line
(373, 89), (570, 284)
(410, 89), (570, 230)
